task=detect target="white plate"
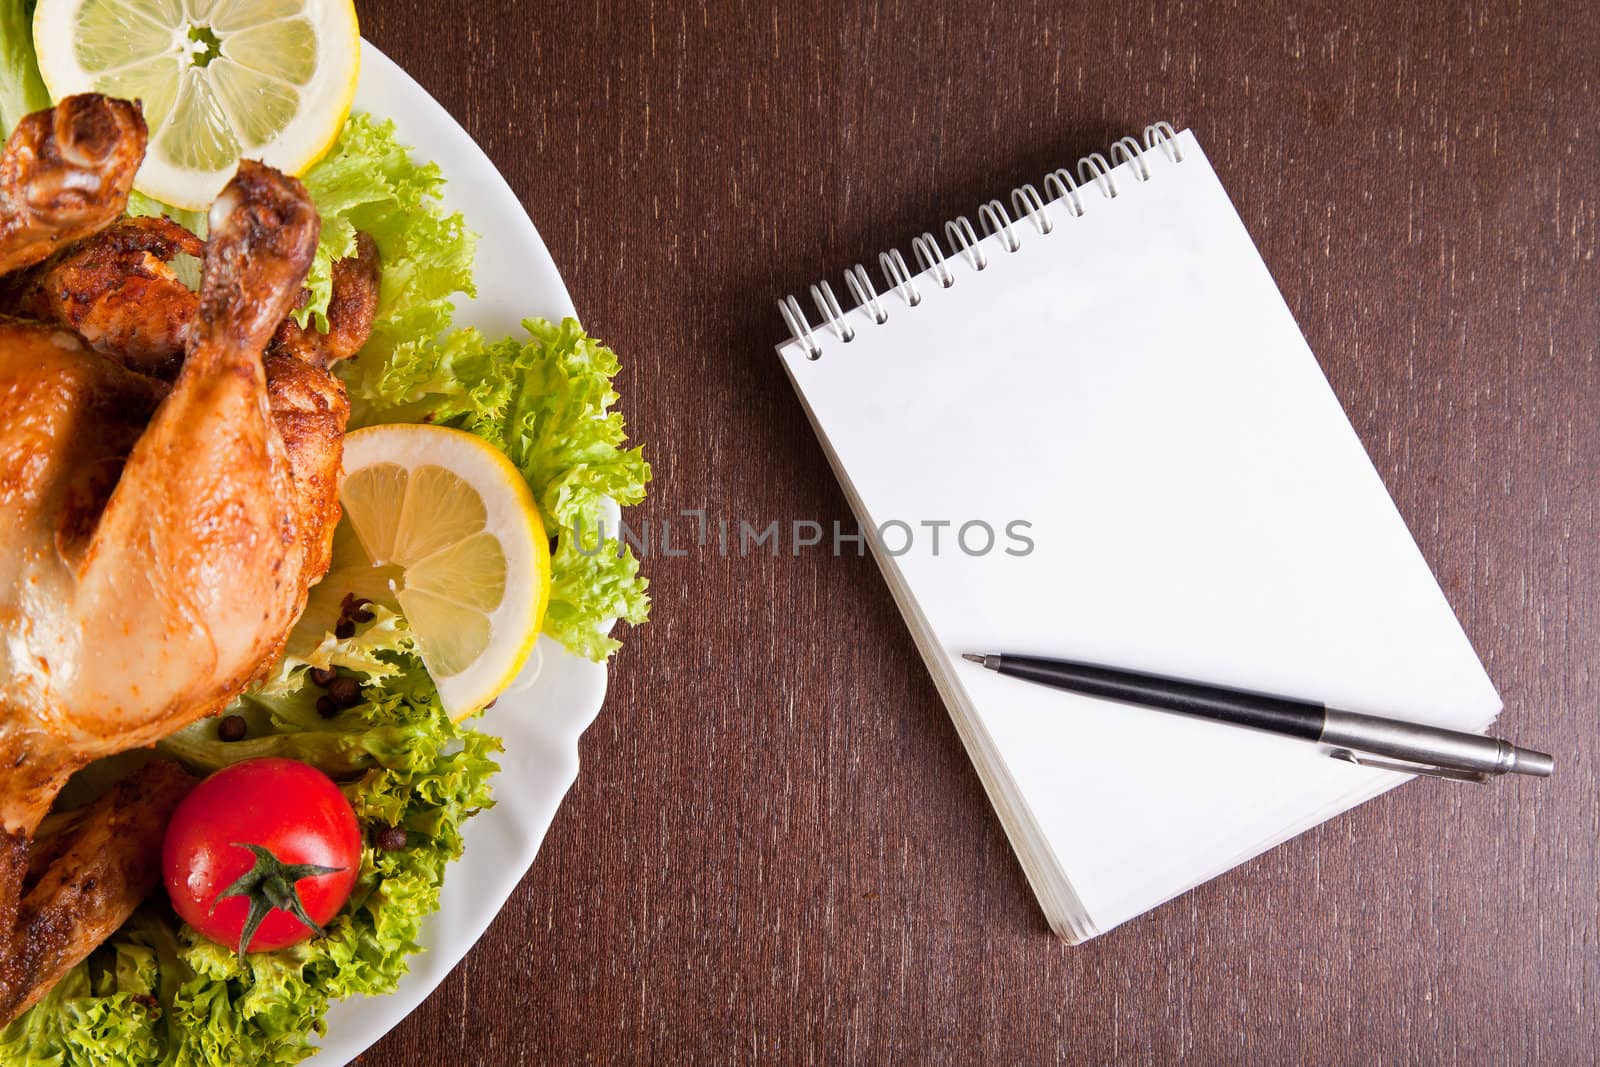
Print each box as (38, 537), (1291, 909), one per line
(311, 42), (608, 1065)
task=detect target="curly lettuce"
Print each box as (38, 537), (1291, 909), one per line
(296, 113), (477, 342)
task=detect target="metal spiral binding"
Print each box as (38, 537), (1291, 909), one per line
(777, 122), (1184, 360)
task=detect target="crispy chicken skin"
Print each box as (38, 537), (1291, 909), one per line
(0, 760), (196, 1023)
(264, 348), (351, 581)
(0, 95), (146, 277)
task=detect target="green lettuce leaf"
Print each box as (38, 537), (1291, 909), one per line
(296, 112), (476, 339)
(1, 619), (501, 1066)
(344, 318), (651, 658)
(0, 0), (48, 140)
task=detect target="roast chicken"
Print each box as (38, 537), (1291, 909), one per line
(0, 94), (378, 1022)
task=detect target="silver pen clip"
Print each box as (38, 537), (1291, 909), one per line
(1327, 747), (1493, 784)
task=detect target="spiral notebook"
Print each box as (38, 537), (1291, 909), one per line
(773, 125), (1501, 942)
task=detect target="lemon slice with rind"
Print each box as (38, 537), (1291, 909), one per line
(33, 0), (359, 209)
(333, 425), (550, 719)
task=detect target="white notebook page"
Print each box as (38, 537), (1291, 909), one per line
(777, 131), (1500, 939)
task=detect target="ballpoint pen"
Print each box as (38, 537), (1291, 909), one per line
(962, 652), (1553, 782)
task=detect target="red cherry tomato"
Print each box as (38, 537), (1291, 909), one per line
(162, 757), (361, 955)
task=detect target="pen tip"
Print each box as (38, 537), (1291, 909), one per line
(961, 653), (985, 665)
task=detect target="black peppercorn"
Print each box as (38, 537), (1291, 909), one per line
(339, 593), (371, 618)
(218, 714), (247, 742)
(327, 675), (362, 707)
(309, 667), (338, 688)
(334, 619), (355, 640)
(374, 825), (407, 852)
(315, 695), (338, 718)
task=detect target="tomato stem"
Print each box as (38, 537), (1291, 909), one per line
(213, 842), (345, 958)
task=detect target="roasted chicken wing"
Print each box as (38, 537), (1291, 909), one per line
(0, 95), (145, 277)
(3, 215), (204, 377)
(0, 759), (196, 1022)
(269, 231), (381, 368)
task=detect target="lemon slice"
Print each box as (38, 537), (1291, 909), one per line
(332, 425), (551, 719)
(33, 0), (360, 209)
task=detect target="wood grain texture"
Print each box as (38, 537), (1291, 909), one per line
(356, 1), (1598, 1062)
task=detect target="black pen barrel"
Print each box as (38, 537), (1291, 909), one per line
(993, 655), (1326, 740)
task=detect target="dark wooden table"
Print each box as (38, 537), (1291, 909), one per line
(359, 2), (1598, 1062)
